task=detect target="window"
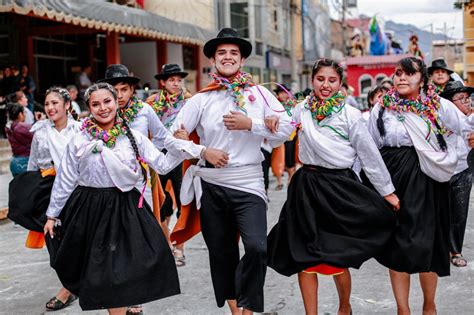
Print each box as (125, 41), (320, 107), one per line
(359, 75), (373, 95)
(272, 8), (278, 32)
(375, 74), (387, 85)
(255, 0), (262, 39)
(230, 2), (249, 38)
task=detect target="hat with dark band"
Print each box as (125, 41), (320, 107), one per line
(154, 64), (188, 81)
(99, 64), (140, 85)
(203, 28), (252, 59)
(428, 58), (454, 75)
(439, 81), (474, 101)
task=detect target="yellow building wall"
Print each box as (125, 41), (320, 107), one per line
(464, 2), (474, 85)
(144, 0), (216, 31)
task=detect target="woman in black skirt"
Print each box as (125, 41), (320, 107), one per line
(367, 57), (473, 315)
(8, 87), (80, 311)
(43, 83), (191, 314)
(267, 58), (400, 315)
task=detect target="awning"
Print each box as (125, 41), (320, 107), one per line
(0, 0), (214, 45)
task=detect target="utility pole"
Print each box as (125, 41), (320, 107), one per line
(290, 0), (299, 91)
(342, 0), (347, 56)
(436, 22), (455, 62)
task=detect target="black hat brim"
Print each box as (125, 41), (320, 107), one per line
(154, 71), (188, 81)
(439, 86), (474, 100)
(428, 66), (454, 75)
(203, 37), (252, 59)
(98, 76), (140, 86)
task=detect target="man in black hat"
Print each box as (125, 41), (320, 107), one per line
(170, 28), (293, 314)
(101, 64), (223, 315)
(428, 58), (454, 93)
(146, 64), (193, 267)
(440, 81), (473, 268)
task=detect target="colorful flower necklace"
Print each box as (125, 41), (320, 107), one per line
(382, 84), (447, 136)
(434, 84), (444, 94)
(151, 89), (184, 117)
(280, 98), (297, 117)
(119, 95), (143, 124)
(210, 71), (254, 115)
(305, 91), (346, 122)
(81, 115), (128, 148)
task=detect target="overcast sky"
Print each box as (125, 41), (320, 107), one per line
(336, 0), (464, 39)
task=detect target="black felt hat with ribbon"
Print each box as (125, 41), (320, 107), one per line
(439, 81), (474, 101)
(203, 28), (252, 59)
(428, 58), (454, 75)
(99, 64), (140, 85)
(154, 64), (188, 81)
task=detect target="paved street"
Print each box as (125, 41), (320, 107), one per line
(1, 172), (473, 314)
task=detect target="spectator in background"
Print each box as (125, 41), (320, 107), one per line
(428, 58), (454, 94)
(7, 91), (34, 124)
(19, 65), (36, 112)
(363, 85), (389, 121)
(5, 103), (33, 176)
(77, 65), (92, 96)
(66, 85), (83, 116)
(380, 78), (394, 91)
(342, 83), (361, 110)
(1, 66), (15, 96)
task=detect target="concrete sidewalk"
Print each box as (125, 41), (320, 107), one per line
(1, 173), (473, 314)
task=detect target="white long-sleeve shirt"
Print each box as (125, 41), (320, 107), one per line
(171, 85), (293, 167)
(368, 98), (471, 149)
(27, 118), (80, 171)
(45, 130), (189, 218)
(129, 101), (204, 157)
(293, 100), (395, 196)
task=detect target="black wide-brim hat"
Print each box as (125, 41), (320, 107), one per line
(428, 58), (454, 75)
(203, 28), (252, 59)
(274, 84), (291, 94)
(154, 64), (188, 81)
(439, 81), (474, 100)
(99, 64), (140, 85)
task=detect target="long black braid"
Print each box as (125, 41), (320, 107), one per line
(376, 107), (386, 137)
(122, 121), (148, 183)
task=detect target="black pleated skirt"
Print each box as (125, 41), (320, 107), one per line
(8, 171), (55, 232)
(46, 186), (180, 310)
(267, 165), (396, 277)
(374, 147), (450, 277)
(284, 137), (297, 168)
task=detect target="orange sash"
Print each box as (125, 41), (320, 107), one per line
(25, 168), (57, 249)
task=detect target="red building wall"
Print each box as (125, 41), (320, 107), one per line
(346, 65), (395, 96)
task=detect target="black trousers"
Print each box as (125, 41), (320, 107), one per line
(449, 168), (472, 254)
(200, 181), (267, 312)
(159, 163), (183, 221)
(261, 148), (271, 191)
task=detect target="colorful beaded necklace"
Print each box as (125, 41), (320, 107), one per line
(151, 89), (184, 117)
(119, 95), (143, 124)
(280, 98), (297, 117)
(305, 91), (346, 122)
(81, 115), (128, 148)
(382, 84), (447, 136)
(210, 71), (254, 115)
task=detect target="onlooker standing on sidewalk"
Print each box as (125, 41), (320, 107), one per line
(7, 91), (34, 124)
(77, 65), (92, 96)
(19, 65), (36, 112)
(5, 103), (33, 176)
(440, 81), (474, 268)
(66, 84), (84, 117)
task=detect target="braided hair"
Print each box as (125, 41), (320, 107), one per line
(376, 57), (447, 150)
(122, 121), (148, 184)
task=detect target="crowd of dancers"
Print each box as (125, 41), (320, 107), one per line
(5, 27), (474, 315)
